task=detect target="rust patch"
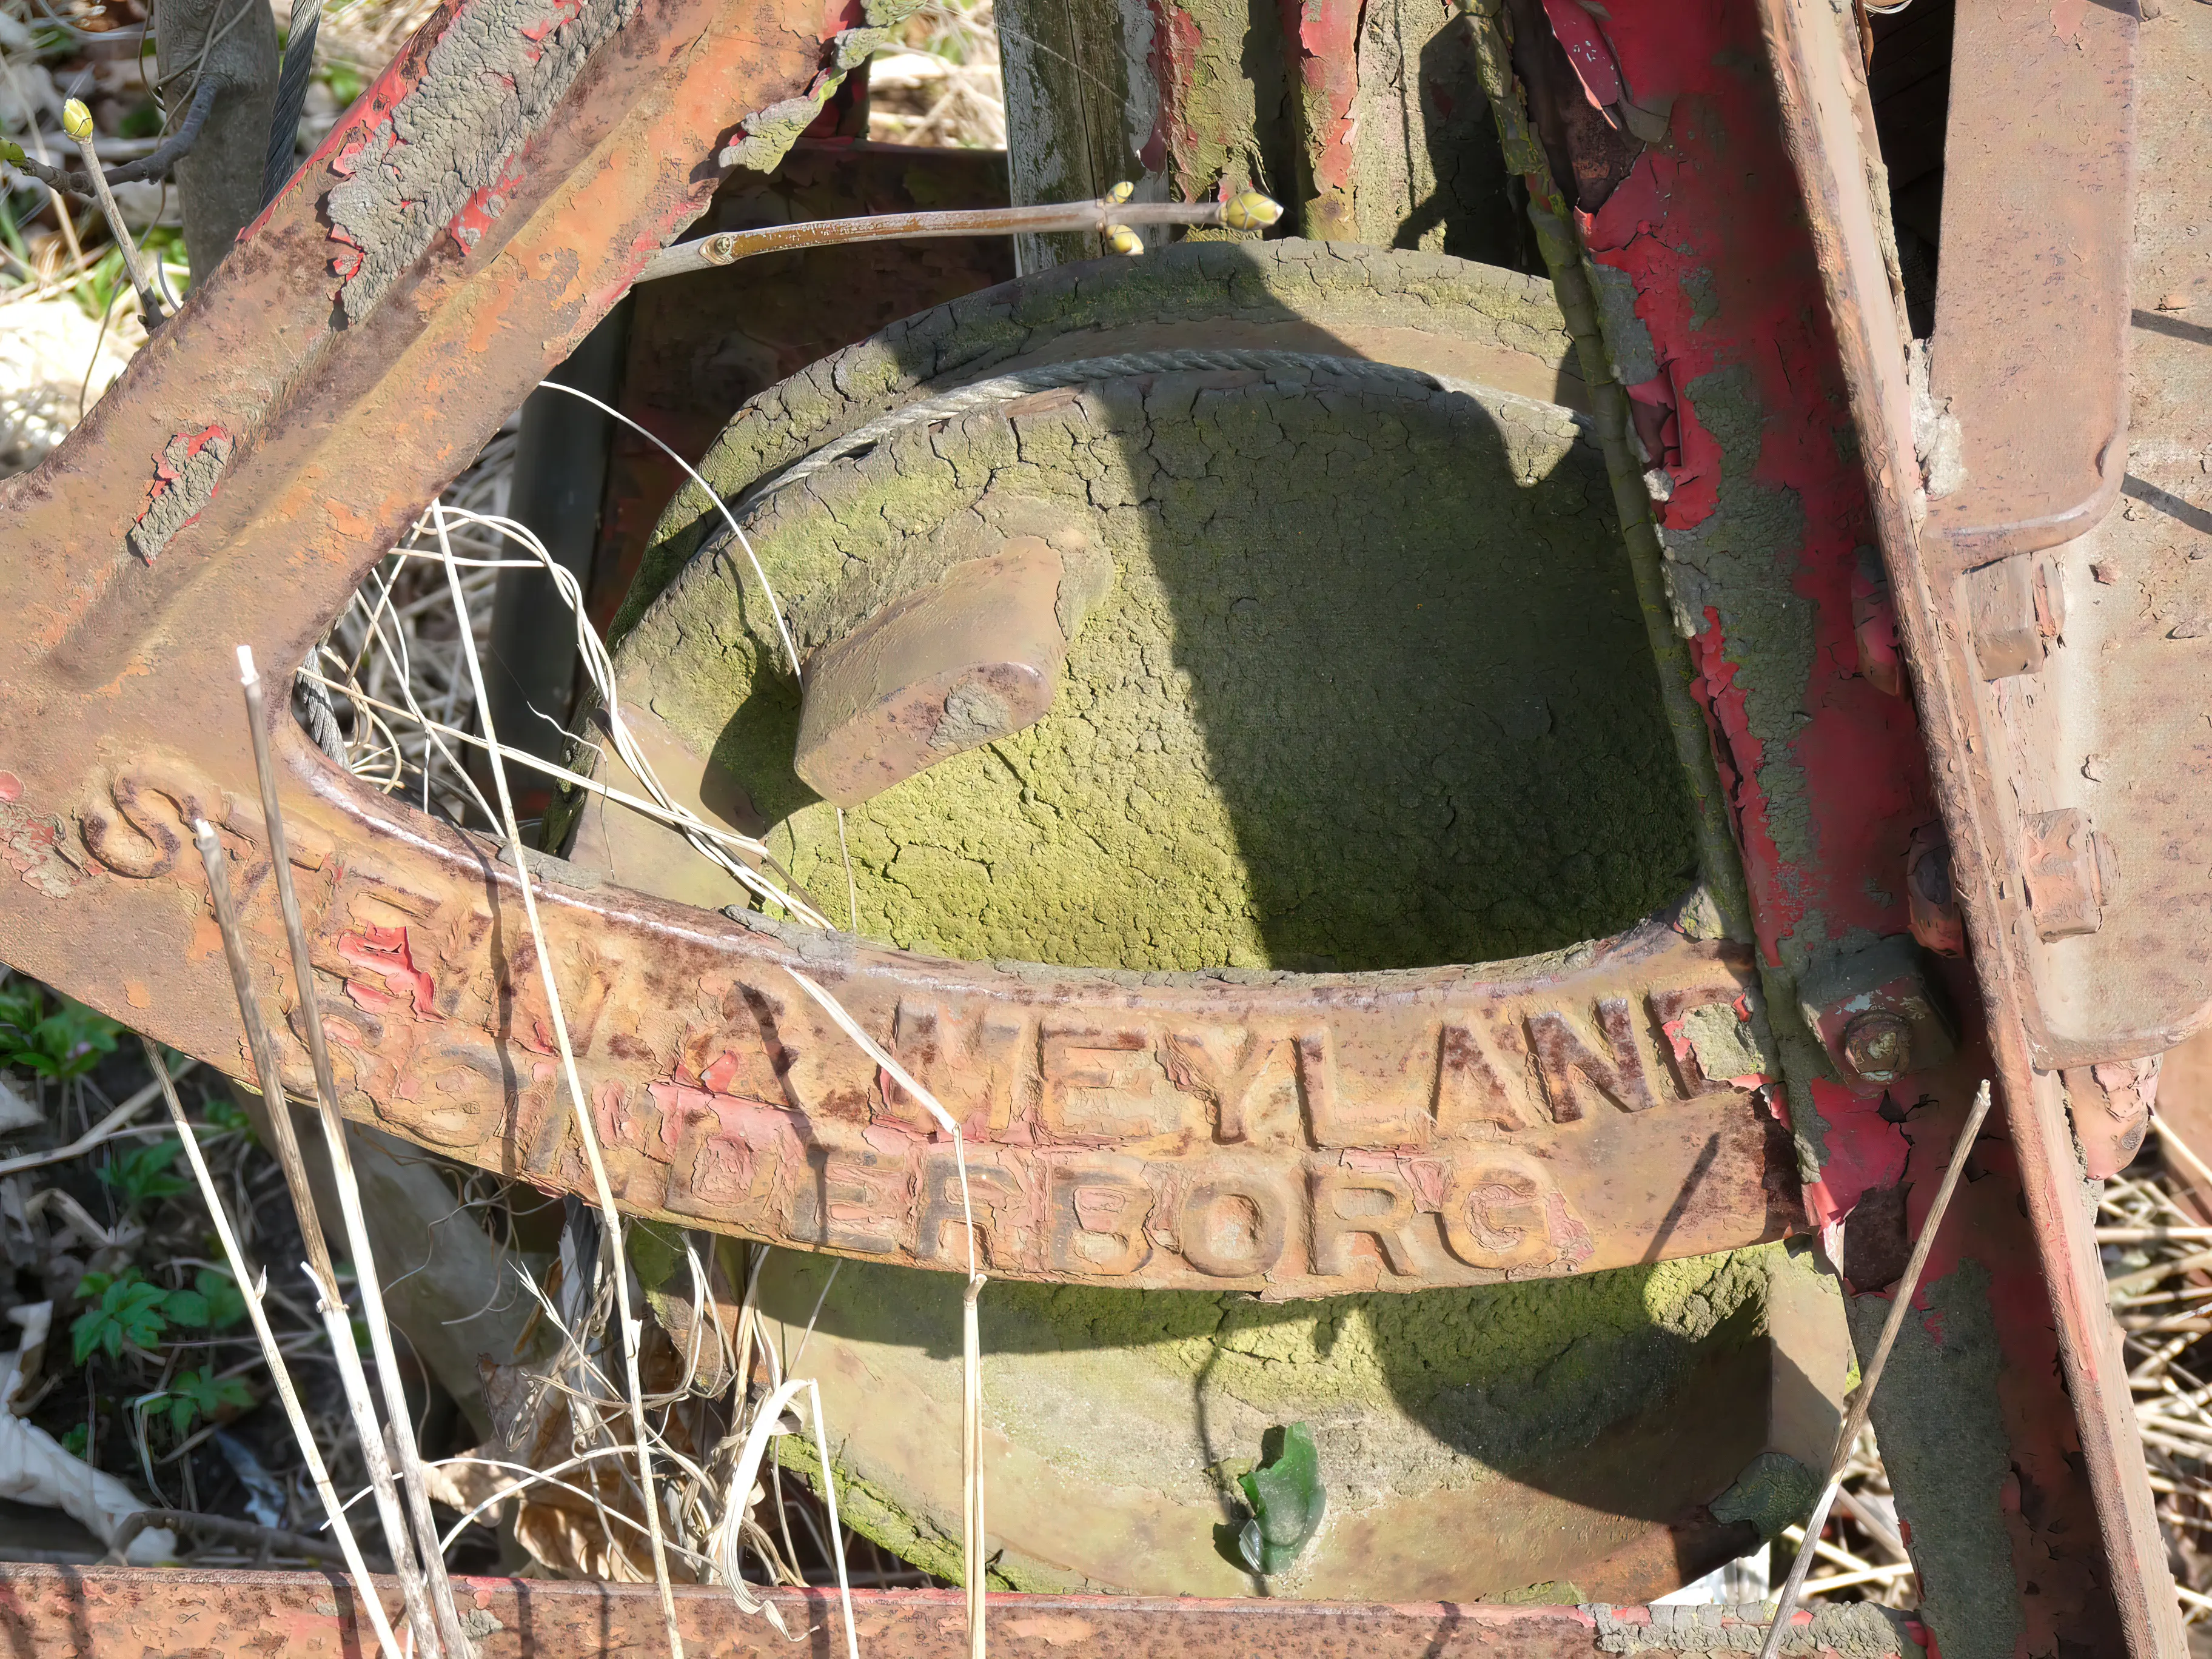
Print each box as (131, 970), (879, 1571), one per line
(126, 426), (233, 564)
(0, 798), (89, 898)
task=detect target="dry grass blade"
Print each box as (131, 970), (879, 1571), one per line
(431, 504), (686, 1659)
(139, 1036), (407, 1659)
(237, 652), (469, 1658)
(190, 814), (442, 1653)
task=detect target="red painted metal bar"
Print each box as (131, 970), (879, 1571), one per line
(1488, 0), (2170, 1648)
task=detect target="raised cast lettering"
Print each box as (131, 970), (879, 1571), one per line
(1438, 1150), (1561, 1271)
(1296, 1025), (1433, 1148)
(1176, 1176), (1289, 1278)
(1047, 1156), (1155, 1275)
(1041, 1026), (1183, 1139)
(1526, 997), (1654, 1122)
(1309, 1165), (1426, 1275)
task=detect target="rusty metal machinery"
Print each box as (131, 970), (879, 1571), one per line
(0, 0), (2199, 1645)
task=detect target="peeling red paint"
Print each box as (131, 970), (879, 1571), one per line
(337, 925), (441, 1017)
(449, 150), (530, 253)
(1282, 0), (1362, 206)
(1507, 0), (2111, 1624)
(1540, 0), (1621, 110)
(1141, 2), (1204, 184)
(1800, 1076), (1908, 1255)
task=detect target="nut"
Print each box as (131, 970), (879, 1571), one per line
(1840, 1011), (1912, 1084)
(1797, 935), (1957, 1098)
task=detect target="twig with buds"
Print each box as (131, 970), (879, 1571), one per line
(636, 183), (1282, 284)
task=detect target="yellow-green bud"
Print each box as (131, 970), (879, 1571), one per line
(1105, 223), (1144, 256)
(1222, 190), (1283, 231)
(0, 140), (22, 166)
(1105, 180), (1134, 204)
(61, 99), (94, 142)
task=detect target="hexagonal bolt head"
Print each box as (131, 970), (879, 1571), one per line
(1905, 822), (1964, 957)
(1798, 935), (1958, 1098)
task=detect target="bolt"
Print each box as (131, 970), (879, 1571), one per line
(1841, 1010), (1913, 1083)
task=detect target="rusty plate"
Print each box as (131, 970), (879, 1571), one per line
(1922, 0), (2135, 563)
(41, 736), (1798, 1295)
(0, 1569), (1923, 1657)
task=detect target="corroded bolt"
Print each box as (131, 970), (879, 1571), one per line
(1840, 1011), (1913, 1084)
(2022, 806), (2108, 940)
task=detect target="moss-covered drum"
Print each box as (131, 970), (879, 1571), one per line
(574, 240), (1838, 1602)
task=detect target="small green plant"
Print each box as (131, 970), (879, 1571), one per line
(96, 1138), (189, 1210)
(70, 1270), (170, 1362)
(318, 60), (366, 109)
(200, 1094), (256, 1139)
(0, 981), (121, 1079)
(70, 1266), (247, 1362)
(1236, 1422), (1326, 1576)
(166, 1267), (247, 1332)
(153, 1368), (253, 1437)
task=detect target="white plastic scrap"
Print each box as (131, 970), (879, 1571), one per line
(0, 1303), (175, 1563)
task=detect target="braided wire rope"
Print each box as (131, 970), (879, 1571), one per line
(260, 0), (320, 206)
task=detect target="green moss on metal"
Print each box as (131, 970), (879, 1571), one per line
(619, 363), (1695, 971)
(612, 241), (1577, 651)
(763, 1241), (1786, 1592)
(1710, 1449), (1818, 1542)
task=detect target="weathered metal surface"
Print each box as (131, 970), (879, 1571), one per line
(1923, 0), (2135, 563)
(793, 536), (1078, 808)
(995, 0), (1532, 270)
(1860, 0), (2212, 1076)
(1473, 0), (2160, 1647)
(52, 720), (1803, 1295)
(0, 0), (1789, 1301)
(0, 1568), (1922, 1657)
(762, 1233), (1849, 1600)
(1757, 0), (2182, 1651)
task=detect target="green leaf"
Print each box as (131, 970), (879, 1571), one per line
(626, 1220), (687, 1291)
(96, 1140), (189, 1210)
(1236, 1423), (1325, 1576)
(169, 1396), (196, 1436)
(69, 1307), (106, 1366)
(58, 1424), (86, 1456)
(164, 1289), (210, 1328)
(195, 1269), (246, 1329)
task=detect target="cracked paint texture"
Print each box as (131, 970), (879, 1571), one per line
(324, 0), (640, 321)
